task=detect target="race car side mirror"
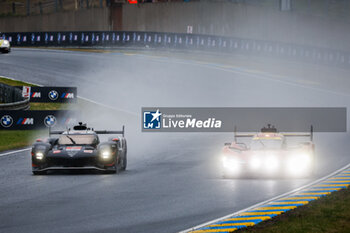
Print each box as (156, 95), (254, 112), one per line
(46, 138), (58, 149)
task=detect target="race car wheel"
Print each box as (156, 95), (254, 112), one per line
(121, 141), (127, 171)
(32, 171), (47, 175)
(121, 152), (127, 171)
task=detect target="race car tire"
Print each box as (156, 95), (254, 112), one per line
(121, 153), (127, 171)
(32, 170), (47, 175)
(121, 142), (127, 171)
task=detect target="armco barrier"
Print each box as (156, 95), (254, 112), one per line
(2, 31), (350, 69)
(0, 83), (30, 110)
(0, 99), (30, 110)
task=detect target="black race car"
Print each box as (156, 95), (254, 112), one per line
(31, 122), (127, 175)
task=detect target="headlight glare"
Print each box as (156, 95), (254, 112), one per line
(222, 156), (241, 169)
(101, 150), (111, 160)
(298, 153), (312, 164)
(265, 155), (279, 170)
(250, 157), (261, 169)
(287, 152), (312, 175)
(35, 152), (44, 160)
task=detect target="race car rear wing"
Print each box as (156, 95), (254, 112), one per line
(282, 125), (314, 142)
(233, 126), (255, 143)
(233, 125), (314, 142)
(95, 127), (125, 136)
(49, 125), (125, 137)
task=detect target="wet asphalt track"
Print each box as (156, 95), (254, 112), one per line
(0, 48), (350, 233)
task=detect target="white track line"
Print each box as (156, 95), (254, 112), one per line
(78, 96), (138, 117)
(178, 162), (350, 233)
(0, 148), (30, 157)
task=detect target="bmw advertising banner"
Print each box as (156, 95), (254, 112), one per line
(16, 86), (77, 103)
(0, 110), (78, 130)
(142, 107), (346, 132)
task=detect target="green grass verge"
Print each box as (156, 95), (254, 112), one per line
(238, 188), (350, 233)
(29, 102), (70, 110)
(0, 130), (47, 151)
(0, 76), (73, 152)
(0, 77), (37, 87)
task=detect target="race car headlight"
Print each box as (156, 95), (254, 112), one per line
(100, 150), (111, 160)
(3, 40), (9, 46)
(222, 156), (241, 169)
(35, 152), (44, 160)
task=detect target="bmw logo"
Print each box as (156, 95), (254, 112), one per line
(1, 115), (13, 128)
(44, 115), (56, 127)
(48, 90), (59, 101)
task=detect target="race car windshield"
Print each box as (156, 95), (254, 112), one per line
(58, 134), (97, 145)
(250, 138), (283, 150)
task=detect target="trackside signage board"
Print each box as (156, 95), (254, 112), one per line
(0, 110), (78, 130)
(2, 31), (350, 69)
(16, 86), (77, 103)
(142, 107), (346, 132)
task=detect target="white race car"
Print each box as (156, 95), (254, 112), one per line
(0, 37), (11, 53)
(221, 125), (315, 178)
